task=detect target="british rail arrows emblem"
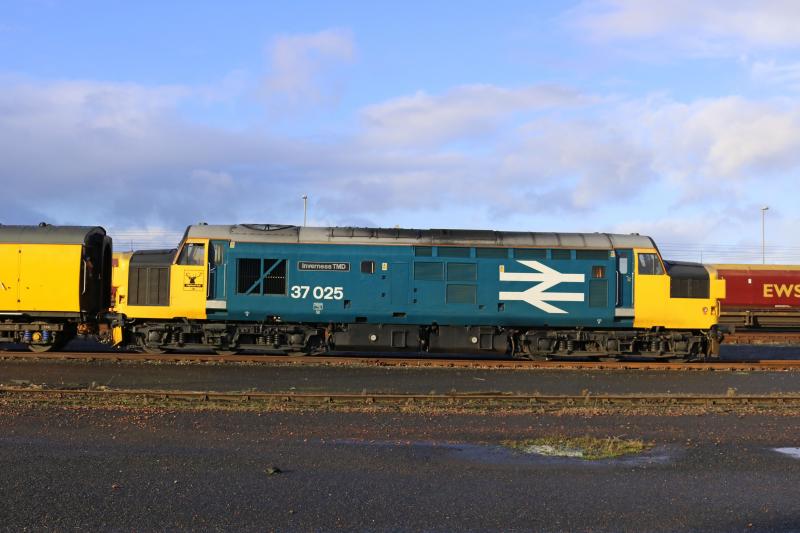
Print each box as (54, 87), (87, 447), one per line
(499, 260), (585, 314)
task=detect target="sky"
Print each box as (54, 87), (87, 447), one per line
(1, 0), (800, 262)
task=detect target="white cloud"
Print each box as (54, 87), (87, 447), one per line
(0, 76), (187, 136)
(500, 117), (654, 209)
(359, 84), (583, 147)
(264, 28), (355, 104)
(639, 96), (800, 180)
(572, 0), (800, 54)
(0, 77), (277, 225)
(751, 59), (800, 89)
(190, 169), (234, 188)
(3, 73), (800, 259)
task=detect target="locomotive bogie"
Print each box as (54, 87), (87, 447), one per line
(128, 320), (324, 354)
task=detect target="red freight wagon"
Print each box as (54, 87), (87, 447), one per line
(711, 264), (800, 328)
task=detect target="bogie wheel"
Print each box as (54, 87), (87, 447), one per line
(140, 345), (168, 355)
(27, 344), (55, 353)
(27, 321), (69, 353)
(595, 356), (620, 362)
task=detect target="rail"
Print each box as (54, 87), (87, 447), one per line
(2, 386), (800, 406)
(3, 350), (800, 370)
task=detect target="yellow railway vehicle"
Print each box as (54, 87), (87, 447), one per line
(0, 224), (112, 351)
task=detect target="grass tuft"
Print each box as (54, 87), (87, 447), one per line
(502, 436), (651, 460)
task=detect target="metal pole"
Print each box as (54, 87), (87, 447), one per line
(302, 195), (308, 227)
(761, 206), (769, 264)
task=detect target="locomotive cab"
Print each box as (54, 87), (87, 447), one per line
(112, 240), (209, 322)
(632, 249), (725, 331)
(111, 237), (212, 350)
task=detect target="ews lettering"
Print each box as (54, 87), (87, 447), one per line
(763, 284), (800, 298)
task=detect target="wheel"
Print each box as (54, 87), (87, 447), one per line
(667, 357), (689, 363)
(27, 344), (55, 353)
(27, 322), (69, 353)
(286, 351), (308, 357)
(214, 349), (239, 356)
(140, 345), (167, 355)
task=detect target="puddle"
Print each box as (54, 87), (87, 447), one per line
(774, 447), (800, 459)
(458, 442), (674, 467)
(330, 438), (676, 467)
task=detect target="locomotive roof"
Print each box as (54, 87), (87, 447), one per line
(184, 224), (656, 250)
(0, 224), (107, 245)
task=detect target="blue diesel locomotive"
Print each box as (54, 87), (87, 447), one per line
(112, 224), (726, 359)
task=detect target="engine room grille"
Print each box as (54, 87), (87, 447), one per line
(128, 266), (170, 306)
(670, 278), (710, 299)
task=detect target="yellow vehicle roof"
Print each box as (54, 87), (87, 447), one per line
(0, 224), (106, 245)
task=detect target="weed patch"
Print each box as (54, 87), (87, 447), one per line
(502, 436), (652, 460)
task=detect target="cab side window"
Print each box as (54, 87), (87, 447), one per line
(637, 253), (664, 275)
(177, 243), (205, 266)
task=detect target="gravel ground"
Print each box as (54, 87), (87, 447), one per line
(2, 404), (800, 531)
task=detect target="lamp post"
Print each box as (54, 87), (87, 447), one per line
(302, 195), (308, 227)
(761, 206), (769, 264)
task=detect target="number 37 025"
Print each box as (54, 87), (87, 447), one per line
(290, 285), (344, 300)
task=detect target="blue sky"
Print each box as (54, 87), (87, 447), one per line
(2, 1), (800, 262)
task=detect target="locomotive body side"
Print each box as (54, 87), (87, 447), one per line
(214, 241), (623, 328)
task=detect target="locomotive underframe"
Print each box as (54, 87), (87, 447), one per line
(0, 317), (85, 352)
(126, 319), (718, 360)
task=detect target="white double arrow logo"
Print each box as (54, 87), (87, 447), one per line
(499, 260), (585, 314)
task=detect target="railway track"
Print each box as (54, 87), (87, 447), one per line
(2, 386), (800, 407)
(3, 350), (800, 371)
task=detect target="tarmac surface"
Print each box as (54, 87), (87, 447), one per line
(3, 358), (800, 395)
(2, 405), (800, 531)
